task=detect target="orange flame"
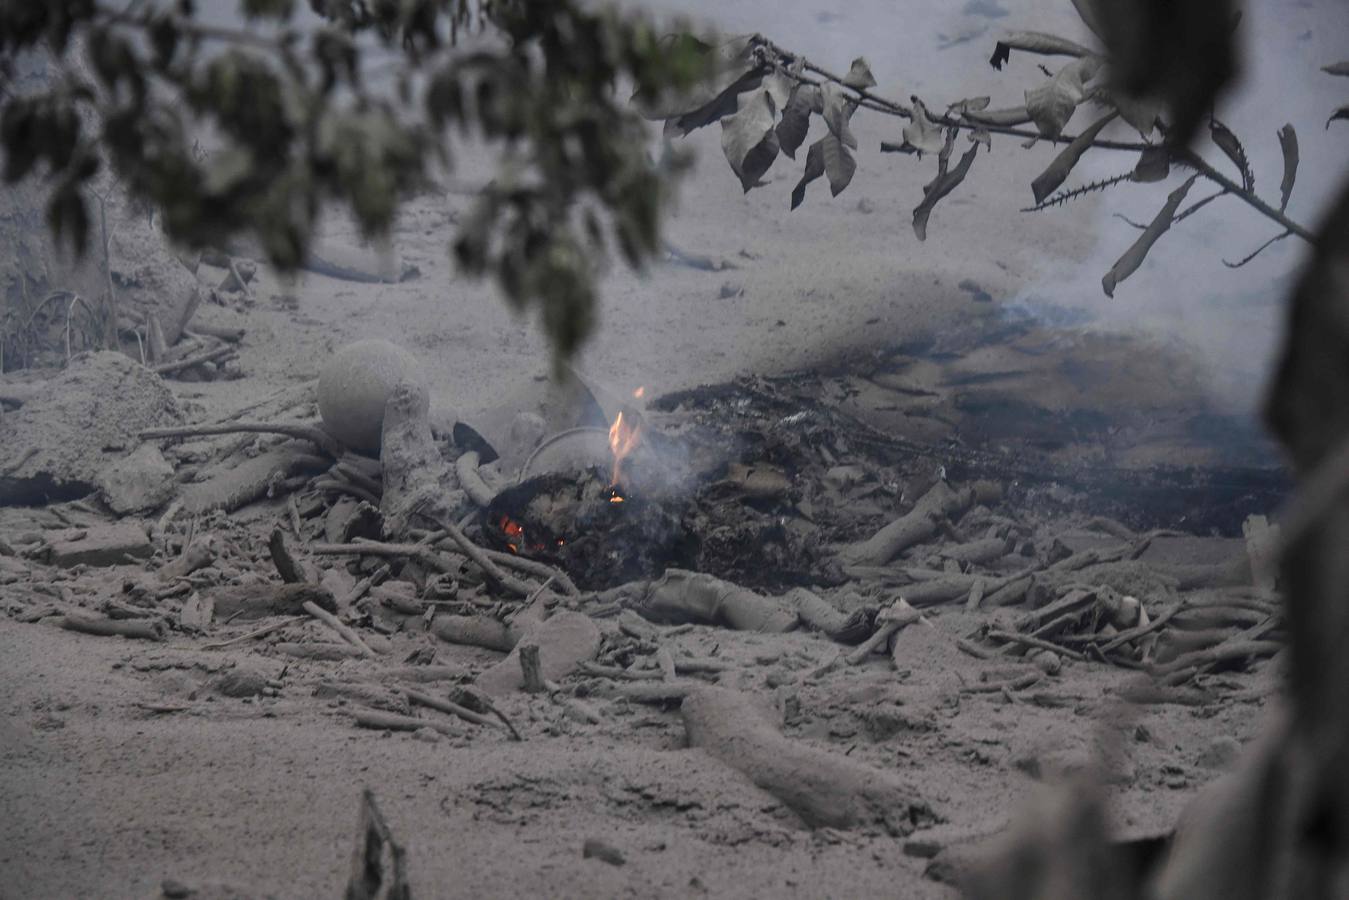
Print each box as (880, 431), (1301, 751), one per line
(608, 410), (642, 487)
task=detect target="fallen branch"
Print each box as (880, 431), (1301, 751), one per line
(984, 629), (1086, 662)
(187, 322), (246, 343)
(455, 451), (497, 507)
(847, 598), (926, 665)
(431, 614), (518, 652)
(352, 708), (456, 736)
(140, 420), (346, 459)
(405, 689), (516, 737)
(200, 615), (307, 650)
(207, 583), (336, 621)
(961, 671), (1043, 694)
(312, 540), (458, 575)
(334, 460), (384, 499)
(839, 479), (976, 567)
(302, 600), (377, 658)
(632, 569), (798, 632)
(59, 611), (166, 641)
(151, 342), (235, 376)
(314, 477), (382, 506)
(478, 548), (579, 597)
(681, 685), (936, 835)
(420, 512), (533, 597)
(157, 536), (216, 582)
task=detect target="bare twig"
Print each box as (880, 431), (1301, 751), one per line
(302, 600), (376, 658)
(140, 420), (345, 459)
(150, 342), (235, 376)
(1223, 229), (1294, 268)
(405, 688), (516, 736)
(985, 629), (1086, 661)
(201, 615), (307, 650)
(419, 509), (533, 597)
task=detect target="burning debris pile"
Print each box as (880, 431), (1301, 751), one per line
(0, 335), (1289, 888)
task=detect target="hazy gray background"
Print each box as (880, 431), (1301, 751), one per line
(184, 0), (1349, 417)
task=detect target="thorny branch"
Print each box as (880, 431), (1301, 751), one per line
(753, 34), (1317, 246)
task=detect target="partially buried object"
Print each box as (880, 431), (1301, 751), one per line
(317, 339), (425, 456)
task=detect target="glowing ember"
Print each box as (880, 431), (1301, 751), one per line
(633, 386), (646, 399)
(607, 409), (642, 487)
(498, 514), (524, 553)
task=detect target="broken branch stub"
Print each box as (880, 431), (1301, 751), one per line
(378, 379), (465, 537)
(345, 789), (412, 900)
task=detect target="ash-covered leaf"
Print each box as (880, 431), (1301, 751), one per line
(1209, 118), (1253, 191)
(662, 69), (765, 138)
(1031, 110), (1116, 204)
(900, 97), (945, 155)
(1024, 58), (1098, 139)
(720, 88), (779, 192)
(1102, 174), (1197, 297)
(763, 69), (795, 110)
(776, 83), (819, 159)
(1026, 80), (1077, 139)
(969, 126), (991, 149)
(791, 137), (826, 209)
(993, 31), (1095, 65)
(821, 83), (858, 149)
(1322, 61), (1349, 77)
(633, 34), (759, 120)
(913, 130), (979, 241)
(1278, 123), (1298, 212)
(1328, 107), (1349, 129)
(842, 57), (877, 90)
(1132, 145), (1170, 183)
(1107, 89), (1161, 137)
(822, 134), (856, 196)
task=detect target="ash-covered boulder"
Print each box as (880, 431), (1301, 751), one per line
(95, 443), (176, 514)
(0, 351), (181, 506)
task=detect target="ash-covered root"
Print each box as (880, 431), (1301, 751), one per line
(633, 569), (798, 632)
(681, 686), (938, 835)
(839, 478), (977, 567)
(378, 379), (465, 537)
